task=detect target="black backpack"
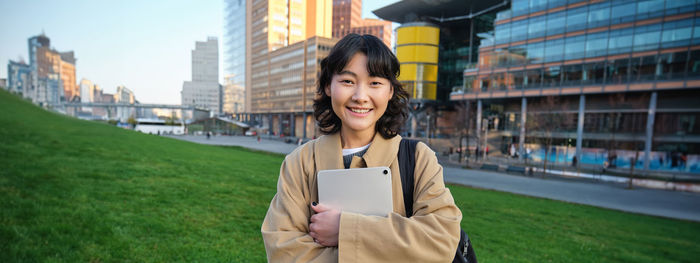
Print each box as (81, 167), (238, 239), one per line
(398, 139), (477, 263)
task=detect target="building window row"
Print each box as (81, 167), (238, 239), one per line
(462, 49), (700, 92)
(484, 18), (697, 68)
(494, 1), (699, 46)
(506, 0), (696, 22)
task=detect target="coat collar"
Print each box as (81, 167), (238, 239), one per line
(314, 132), (402, 171)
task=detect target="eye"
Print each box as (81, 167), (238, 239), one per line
(340, 79), (354, 85)
(371, 81), (383, 86)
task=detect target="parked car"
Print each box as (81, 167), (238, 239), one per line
(245, 130), (257, 136)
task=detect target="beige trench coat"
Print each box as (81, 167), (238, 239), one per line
(261, 132), (462, 262)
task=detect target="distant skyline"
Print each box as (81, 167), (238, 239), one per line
(0, 0), (398, 105)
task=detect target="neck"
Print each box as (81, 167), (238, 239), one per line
(340, 127), (375, 149)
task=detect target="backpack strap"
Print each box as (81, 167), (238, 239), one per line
(398, 138), (419, 217)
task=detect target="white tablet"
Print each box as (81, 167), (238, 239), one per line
(317, 166), (393, 217)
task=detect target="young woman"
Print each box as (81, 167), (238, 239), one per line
(262, 34), (462, 262)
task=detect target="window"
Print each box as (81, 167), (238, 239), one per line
(546, 12), (566, 36)
(582, 62), (605, 84)
(606, 58), (630, 84)
(525, 69), (542, 88)
(543, 66), (561, 87)
(633, 24), (661, 52)
(527, 42), (545, 64)
(665, 0), (696, 15)
(688, 50), (700, 77)
(562, 64), (583, 86)
(511, 20), (528, 42)
(511, 71), (526, 89)
(630, 55), (657, 82)
(610, 1), (636, 24)
(566, 7), (587, 32)
(587, 2), (611, 28)
(658, 51), (688, 80)
(565, 35), (585, 60)
(512, 0), (529, 17)
(529, 0), (547, 13)
(544, 38), (564, 63)
(528, 16), (546, 39)
(661, 19), (693, 49)
(585, 31), (608, 58)
(636, 0), (664, 20)
(495, 23), (511, 45)
(608, 28), (634, 54)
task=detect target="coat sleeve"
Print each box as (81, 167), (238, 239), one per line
(261, 148), (337, 262)
(337, 142), (462, 263)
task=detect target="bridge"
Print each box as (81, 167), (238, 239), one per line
(61, 102), (211, 122)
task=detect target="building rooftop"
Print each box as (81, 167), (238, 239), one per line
(372, 0), (506, 24)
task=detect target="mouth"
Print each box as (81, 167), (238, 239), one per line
(346, 107), (373, 115)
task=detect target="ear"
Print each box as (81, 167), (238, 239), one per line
(324, 85), (331, 97)
(389, 85), (394, 100)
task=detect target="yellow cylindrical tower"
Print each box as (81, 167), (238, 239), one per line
(396, 22), (439, 100)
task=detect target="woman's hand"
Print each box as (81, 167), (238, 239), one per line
(309, 202), (340, 247)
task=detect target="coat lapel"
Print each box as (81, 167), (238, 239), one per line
(314, 132), (344, 171)
(362, 133), (402, 168)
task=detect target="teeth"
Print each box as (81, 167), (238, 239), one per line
(350, 108), (370, 113)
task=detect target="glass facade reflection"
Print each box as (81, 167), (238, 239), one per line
(451, 0), (700, 174)
(224, 0), (246, 108)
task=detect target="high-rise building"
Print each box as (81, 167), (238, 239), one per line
(7, 60), (31, 95)
(10, 33), (78, 106)
(115, 85), (136, 121)
(79, 78), (95, 103)
(224, 0), (246, 114)
(115, 85), (135, 104)
(223, 74), (245, 114)
(181, 37), (221, 114)
(250, 36), (335, 138)
(333, 0), (392, 48)
(245, 0), (333, 136)
(377, 0), (700, 174)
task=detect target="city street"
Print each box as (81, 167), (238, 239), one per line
(168, 134), (700, 222)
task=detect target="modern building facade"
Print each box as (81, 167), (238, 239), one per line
(8, 33), (78, 106)
(7, 60), (31, 95)
(249, 36), (335, 138)
(181, 37), (221, 115)
(224, 0), (247, 115)
(244, 0), (334, 137)
(223, 74), (245, 114)
(333, 0), (392, 47)
(440, 0), (700, 173)
(375, 0), (506, 140)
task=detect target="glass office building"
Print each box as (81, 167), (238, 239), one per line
(223, 0), (246, 114)
(450, 0), (700, 173)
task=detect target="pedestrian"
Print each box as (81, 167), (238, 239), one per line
(261, 34), (462, 262)
(257, 135), (261, 143)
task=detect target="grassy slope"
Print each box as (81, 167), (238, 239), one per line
(0, 91), (281, 262)
(1, 89), (699, 262)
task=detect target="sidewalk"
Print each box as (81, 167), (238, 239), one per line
(167, 134), (700, 222)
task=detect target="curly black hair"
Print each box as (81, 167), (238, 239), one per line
(313, 34), (409, 138)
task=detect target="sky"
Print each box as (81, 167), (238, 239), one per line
(0, 0), (399, 105)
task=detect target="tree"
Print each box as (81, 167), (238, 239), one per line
(526, 96), (575, 175)
(454, 101), (476, 163)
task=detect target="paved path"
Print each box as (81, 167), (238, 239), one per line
(167, 135), (700, 222)
(168, 134), (299, 155)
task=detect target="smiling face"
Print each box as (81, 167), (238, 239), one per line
(325, 52), (393, 140)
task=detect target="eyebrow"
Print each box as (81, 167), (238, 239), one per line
(337, 70), (357, 78)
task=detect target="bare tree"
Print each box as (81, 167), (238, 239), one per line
(526, 96), (575, 175)
(605, 93), (649, 188)
(454, 101), (475, 163)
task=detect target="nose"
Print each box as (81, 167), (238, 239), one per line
(351, 83), (369, 103)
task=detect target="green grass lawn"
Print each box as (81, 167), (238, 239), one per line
(1, 89), (699, 262)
